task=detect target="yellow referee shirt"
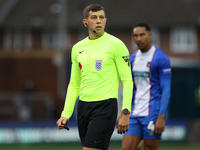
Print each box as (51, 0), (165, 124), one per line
(61, 32), (133, 119)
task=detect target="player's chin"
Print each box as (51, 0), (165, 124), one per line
(137, 45), (144, 50)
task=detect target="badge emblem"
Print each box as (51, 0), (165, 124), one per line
(147, 62), (151, 68)
(122, 56), (130, 67)
(95, 60), (102, 71)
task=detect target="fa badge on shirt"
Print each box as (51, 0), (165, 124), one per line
(95, 60), (102, 71)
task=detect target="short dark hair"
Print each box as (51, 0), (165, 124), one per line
(134, 23), (151, 32)
(83, 4), (105, 19)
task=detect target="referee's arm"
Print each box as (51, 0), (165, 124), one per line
(114, 41), (133, 134)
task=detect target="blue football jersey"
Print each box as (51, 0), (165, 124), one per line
(130, 45), (171, 117)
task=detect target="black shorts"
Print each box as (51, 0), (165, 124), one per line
(77, 98), (117, 150)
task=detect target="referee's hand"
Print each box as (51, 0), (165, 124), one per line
(116, 113), (129, 134)
(56, 117), (68, 130)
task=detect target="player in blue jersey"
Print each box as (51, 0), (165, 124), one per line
(121, 23), (171, 150)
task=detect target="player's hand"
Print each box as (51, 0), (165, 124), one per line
(116, 113), (129, 134)
(155, 114), (165, 135)
(56, 117), (68, 130)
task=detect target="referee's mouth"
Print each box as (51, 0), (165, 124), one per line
(96, 26), (102, 29)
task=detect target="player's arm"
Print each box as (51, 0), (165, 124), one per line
(60, 48), (81, 121)
(159, 56), (171, 116)
(114, 41), (133, 134)
(155, 55), (171, 134)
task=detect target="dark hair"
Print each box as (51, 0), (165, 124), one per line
(134, 23), (151, 32)
(83, 4), (105, 19)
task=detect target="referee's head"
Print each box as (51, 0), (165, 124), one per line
(83, 4), (105, 19)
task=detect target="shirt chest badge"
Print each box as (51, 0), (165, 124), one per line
(95, 60), (102, 71)
(147, 62), (152, 68)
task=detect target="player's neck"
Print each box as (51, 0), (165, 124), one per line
(141, 44), (152, 53)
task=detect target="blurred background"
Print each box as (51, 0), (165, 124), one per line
(0, 0), (200, 149)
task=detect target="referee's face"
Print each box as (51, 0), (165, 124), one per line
(84, 10), (107, 36)
(133, 27), (152, 53)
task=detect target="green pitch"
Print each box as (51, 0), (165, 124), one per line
(0, 142), (200, 150)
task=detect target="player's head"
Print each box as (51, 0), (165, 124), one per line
(133, 23), (152, 52)
(134, 23), (151, 32)
(83, 4), (107, 37)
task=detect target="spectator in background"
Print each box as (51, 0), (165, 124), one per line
(16, 79), (36, 121)
(23, 79), (36, 94)
(121, 23), (171, 150)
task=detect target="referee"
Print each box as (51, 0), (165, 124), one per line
(56, 4), (133, 150)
